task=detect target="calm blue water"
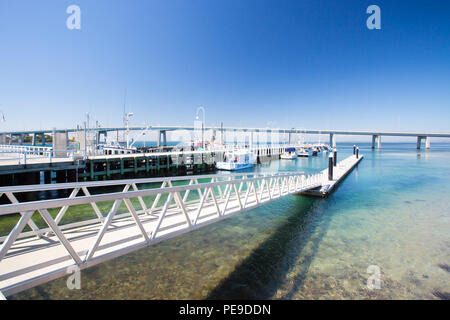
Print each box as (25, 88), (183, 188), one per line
(12, 143), (450, 299)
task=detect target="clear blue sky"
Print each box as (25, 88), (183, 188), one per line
(0, 0), (449, 133)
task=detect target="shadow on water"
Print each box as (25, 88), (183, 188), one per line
(207, 195), (334, 300)
(432, 291), (450, 300)
(438, 264), (450, 273)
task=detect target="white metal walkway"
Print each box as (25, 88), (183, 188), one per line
(0, 170), (325, 296)
(0, 155), (363, 296)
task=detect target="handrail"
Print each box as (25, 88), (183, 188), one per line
(88, 144), (297, 159)
(0, 172), (311, 216)
(0, 148), (78, 165)
(0, 171), (303, 193)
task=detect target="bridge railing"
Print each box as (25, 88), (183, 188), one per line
(0, 171), (324, 292)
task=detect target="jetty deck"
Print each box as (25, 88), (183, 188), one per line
(301, 154), (363, 197)
(0, 155), (362, 297)
(0, 145), (288, 184)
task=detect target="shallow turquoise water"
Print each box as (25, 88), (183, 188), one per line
(11, 143), (450, 299)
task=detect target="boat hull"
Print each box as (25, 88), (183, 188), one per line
(297, 153), (310, 157)
(215, 162), (255, 171)
(281, 154), (297, 160)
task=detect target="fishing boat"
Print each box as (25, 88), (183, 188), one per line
(281, 147), (297, 159)
(216, 149), (256, 171)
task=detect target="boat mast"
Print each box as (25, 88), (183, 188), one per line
(122, 89), (127, 147)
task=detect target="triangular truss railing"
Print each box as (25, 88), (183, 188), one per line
(0, 170), (326, 296)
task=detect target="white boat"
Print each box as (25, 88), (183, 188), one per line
(281, 147), (297, 159)
(297, 147), (310, 157)
(216, 150), (256, 171)
(101, 143), (137, 155)
(312, 143), (330, 153)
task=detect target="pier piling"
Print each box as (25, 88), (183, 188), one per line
(44, 171), (51, 184)
(328, 154), (334, 180)
(55, 170), (67, 183)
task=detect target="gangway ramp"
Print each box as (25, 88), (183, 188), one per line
(0, 171), (325, 296)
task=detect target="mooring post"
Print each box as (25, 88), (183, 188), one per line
(356, 147), (359, 159)
(333, 148), (337, 166)
(328, 154), (333, 180)
(353, 145), (356, 155)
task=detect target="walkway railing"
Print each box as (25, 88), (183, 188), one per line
(92, 144), (297, 158)
(0, 143), (301, 164)
(0, 171), (324, 295)
(0, 148), (77, 165)
(0, 144), (52, 152)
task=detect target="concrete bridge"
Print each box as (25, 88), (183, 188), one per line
(2, 126), (449, 150)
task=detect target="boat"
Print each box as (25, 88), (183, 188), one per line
(101, 142), (137, 155)
(297, 147), (310, 157)
(311, 143), (329, 152)
(281, 147), (297, 159)
(312, 147), (319, 156)
(216, 149), (256, 171)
